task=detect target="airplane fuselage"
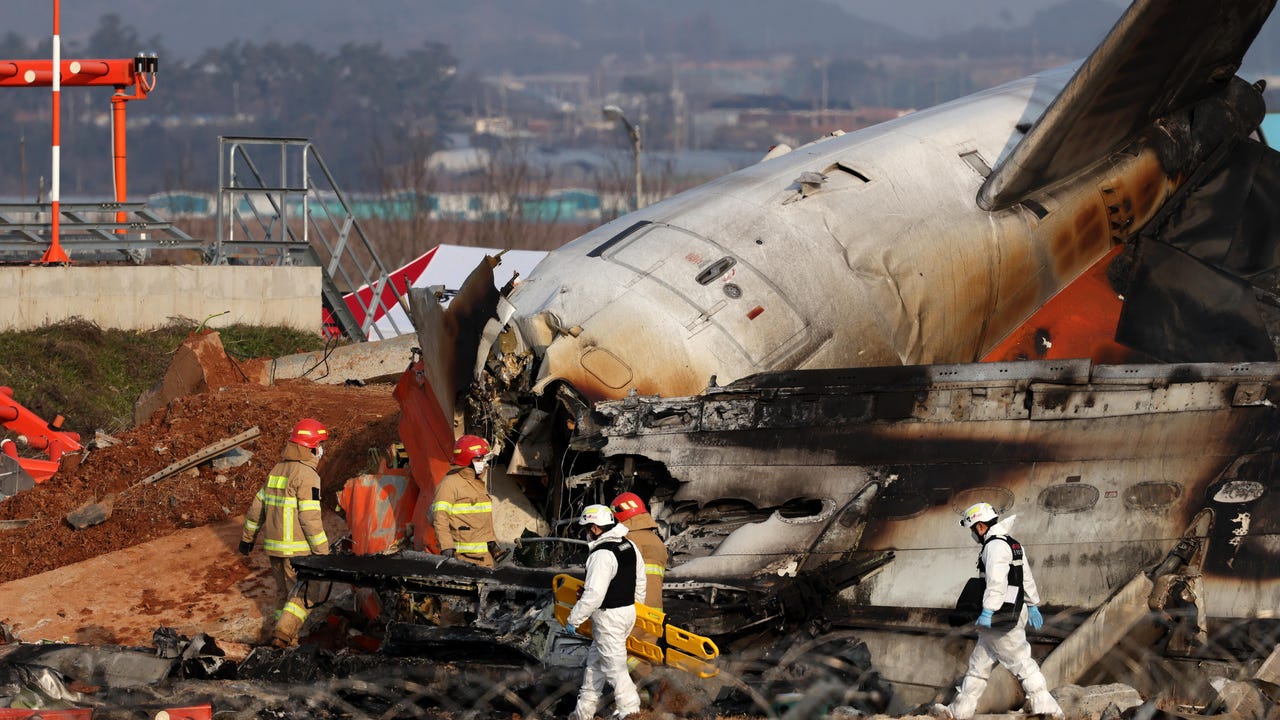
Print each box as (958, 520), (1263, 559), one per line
(505, 62), (1185, 402)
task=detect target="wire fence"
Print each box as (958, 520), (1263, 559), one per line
(57, 612), (1280, 719)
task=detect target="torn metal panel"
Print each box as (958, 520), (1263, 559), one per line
(0, 643), (176, 689)
(0, 662), (84, 708)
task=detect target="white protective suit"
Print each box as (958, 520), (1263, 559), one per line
(565, 523), (647, 720)
(947, 516), (1064, 719)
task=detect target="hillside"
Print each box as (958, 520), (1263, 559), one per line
(8, 0), (1145, 71)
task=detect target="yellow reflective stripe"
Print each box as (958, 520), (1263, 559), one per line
(431, 501), (494, 515)
(255, 489), (266, 502)
(264, 539), (311, 553)
(243, 519), (260, 533)
(298, 499), (322, 512)
(282, 601), (308, 621)
(306, 531), (329, 546)
(267, 474), (289, 490)
(627, 656), (640, 670)
(263, 495), (298, 508)
(644, 563), (666, 576)
(455, 542), (489, 553)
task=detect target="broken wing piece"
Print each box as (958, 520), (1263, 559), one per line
(392, 358), (453, 552)
(403, 252), (501, 432)
(401, 256), (502, 551)
(979, 0), (1276, 210)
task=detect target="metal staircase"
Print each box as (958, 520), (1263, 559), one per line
(214, 136), (411, 342)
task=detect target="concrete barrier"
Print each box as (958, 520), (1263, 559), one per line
(0, 266), (321, 332)
(271, 332), (418, 384)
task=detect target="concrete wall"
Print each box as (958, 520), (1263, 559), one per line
(0, 266), (322, 332)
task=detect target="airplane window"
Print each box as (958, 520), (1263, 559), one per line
(1123, 481), (1182, 510)
(833, 161), (870, 183)
(1210, 480), (1264, 504)
(696, 257), (737, 285)
(951, 487), (1014, 516)
(587, 220), (652, 258)
(960, 150), (991, 178)
(869, 490), (929, 521)
(778, 497), (826, 518)
(1021, 199), (1050, 219)
(1039, 482), (1099, 514)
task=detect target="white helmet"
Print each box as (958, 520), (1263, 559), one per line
(960, 502), (998, 528)
(578, 504), (615, 528)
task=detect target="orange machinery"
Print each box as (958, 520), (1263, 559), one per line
(0, 386), (82, 483)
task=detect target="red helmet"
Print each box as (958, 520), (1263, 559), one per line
(611, 492), (647, 522)
(289, 418), (328, 448)
(453, 434), (491, 466)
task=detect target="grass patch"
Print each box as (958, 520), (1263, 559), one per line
(0, 319), (328, 435)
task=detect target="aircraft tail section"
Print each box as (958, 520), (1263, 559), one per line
(1115, 135), (1280, 363)
(979, 0), (1276, 211)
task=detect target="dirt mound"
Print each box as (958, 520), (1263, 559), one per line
(0, 380), (400, 584)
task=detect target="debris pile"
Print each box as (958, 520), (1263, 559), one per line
(0, 372), (399, 584)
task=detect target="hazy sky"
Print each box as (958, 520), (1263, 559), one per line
(823, 0), (1123, 36)
(5, 0), (1277, 75)
(9, 0), (1125, 44)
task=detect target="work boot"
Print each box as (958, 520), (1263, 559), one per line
(1027, 688), (1064, 719)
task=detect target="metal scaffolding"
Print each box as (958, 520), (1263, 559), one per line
(214, 135), (411, 342)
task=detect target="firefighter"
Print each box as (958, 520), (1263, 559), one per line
(610, 492), (668, 609)
(239, 417), (331, 648)
(933, 502), (1064, 720)
(563, 504), (647, 720)
(431, 434), (497, 568)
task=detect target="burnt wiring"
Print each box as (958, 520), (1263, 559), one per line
(299, 331), (344, 381)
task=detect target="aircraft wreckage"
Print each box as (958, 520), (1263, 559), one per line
(293, 0), (1280, 714)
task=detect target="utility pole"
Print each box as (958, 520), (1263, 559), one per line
(603, 104), (643, 212)
(19, 133), (25, 202)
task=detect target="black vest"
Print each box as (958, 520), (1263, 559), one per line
(592, 538), (638, 610)
(977, 533), (1025, 589)
(950, 534), (1026, 629)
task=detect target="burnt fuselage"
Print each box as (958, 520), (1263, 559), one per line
(584, 359), (1280, 620)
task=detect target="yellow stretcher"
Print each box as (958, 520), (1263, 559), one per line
(552, 573), (720, 678)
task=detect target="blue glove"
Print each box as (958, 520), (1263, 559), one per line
(1027, 606), (1043, 629)
(976, 609), (993, 628)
